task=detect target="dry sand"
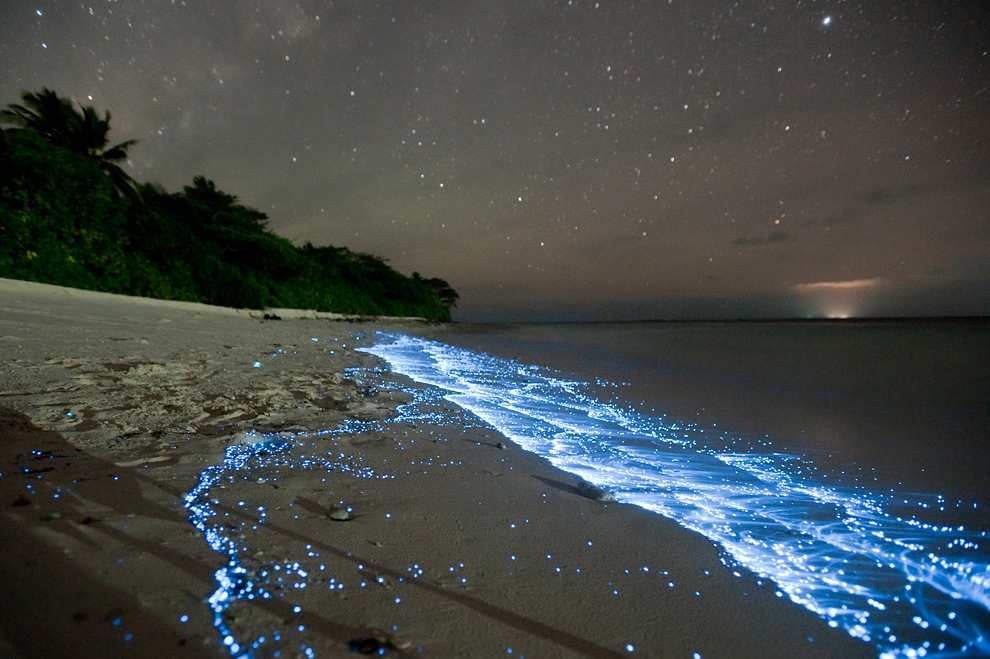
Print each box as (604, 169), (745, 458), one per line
(0, 278), (875, 658)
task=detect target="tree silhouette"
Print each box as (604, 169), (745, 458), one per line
(0, 88), (73, 145)
(413, 272), (459, 311)
(1, 88), (458, 319)
(1, 88), (138, 197)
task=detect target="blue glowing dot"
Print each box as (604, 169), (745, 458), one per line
(180, 614), (188, 623)
(252, 361), (262, 368)
(626, 643), (634, 652)
(822, 15), (832, 25)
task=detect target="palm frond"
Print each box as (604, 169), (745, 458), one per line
(4, 89), (139, 197)
(100, 139), (139, 162)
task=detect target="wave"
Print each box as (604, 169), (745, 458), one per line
(360, 332), (990, 659)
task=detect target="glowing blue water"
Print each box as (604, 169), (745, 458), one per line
(183, 430), (390, 658)
(360, 332), (990, 659)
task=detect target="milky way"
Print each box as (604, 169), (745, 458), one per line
(2, 1), (988, 321)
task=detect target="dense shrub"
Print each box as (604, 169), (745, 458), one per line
(0, 91), (456, 321)
(0, 130), (132, 292)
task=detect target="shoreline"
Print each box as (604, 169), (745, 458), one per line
(1, 279), (874, 658)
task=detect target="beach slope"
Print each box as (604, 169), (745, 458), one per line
(0, 278), (874, 658)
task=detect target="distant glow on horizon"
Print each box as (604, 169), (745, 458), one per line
(804, 307), (855, 320)
(795, 279), (880, 291)
(825, 306), (854, 319)
(796, 279), (881, 319)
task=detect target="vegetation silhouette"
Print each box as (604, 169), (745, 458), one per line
(2, 88), (138, 198)
(0, 89), (455, 320)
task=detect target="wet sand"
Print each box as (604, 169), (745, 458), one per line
(0, 278), (875, 658)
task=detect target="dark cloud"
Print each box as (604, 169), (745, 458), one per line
(867, 253), (990, 317)
(732, 231), (796, 247)
(858, 185), (920, 206)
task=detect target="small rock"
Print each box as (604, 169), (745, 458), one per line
(577, 480), (618, 503)
(349, 628), (410, 654)
(496, 442), (506, 449)
(349, 637), (383, 654)
(329, 507), (353, 521)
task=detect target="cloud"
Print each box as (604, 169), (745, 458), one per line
(871, 252), (990, 316)
(794, 279), (881, 291)
(804, 183), (935, 230)
(858, 184), (919, 206)
(732, 230), (795, 246)
(805, 205), (863, 229)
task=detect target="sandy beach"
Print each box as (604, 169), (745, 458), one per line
(0, 278), (875, 658)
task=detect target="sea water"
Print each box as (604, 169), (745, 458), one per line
(360, 320), (990, 659)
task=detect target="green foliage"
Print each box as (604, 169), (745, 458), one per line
(413, 272), (459, 311)
(0, 90), (456, 321)
(302, 245), (450, 319)
(0, 129), (132, 291)
(1, 88), (138, 198)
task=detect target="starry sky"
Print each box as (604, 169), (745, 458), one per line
(2, 1), (989, 321)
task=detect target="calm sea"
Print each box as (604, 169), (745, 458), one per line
(361, 319), (990, 659)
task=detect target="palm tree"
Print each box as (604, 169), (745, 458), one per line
(0, 88), (73, 146)
(1, 88), (138, 197)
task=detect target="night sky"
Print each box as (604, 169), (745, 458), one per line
(3, 1), (988, 321)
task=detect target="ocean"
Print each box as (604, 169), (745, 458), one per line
(360, 319), (990, 659)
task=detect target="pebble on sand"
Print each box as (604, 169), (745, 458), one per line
(576, 480), (618, 503)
